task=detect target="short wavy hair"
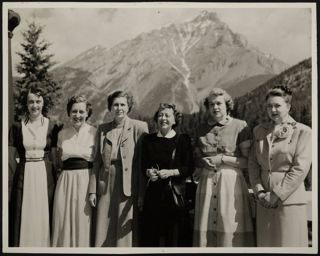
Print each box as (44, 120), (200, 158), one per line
(266, 84), (293, 104)
(204, 88), (234, 114)
(67, 94), (93, 120)
(107, 90), (134, 113)
(21, 87), (49, 117)
(153, 103), (182, 129)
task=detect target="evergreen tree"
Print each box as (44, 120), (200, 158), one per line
(14, 21), (61, 120)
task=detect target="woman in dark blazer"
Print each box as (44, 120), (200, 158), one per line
(88, 90), (148, 247)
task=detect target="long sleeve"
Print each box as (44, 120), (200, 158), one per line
(8, 147), (17, 197)
(8, 124), (18, 199)
(237, 122), (252, 158)
(248, 129), (265, 195)
(272, 126), (312, 201)
(193, 127), (205, 169)
(50, 123), (62, 182)
(136, 122), (149, 200)
(174, 134), (194, 179)
(140, 135), (150, 179)
(89, 125), (102, 194)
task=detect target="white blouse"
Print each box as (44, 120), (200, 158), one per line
(22, 116), (49, 158)
(58, 123), (97, 162)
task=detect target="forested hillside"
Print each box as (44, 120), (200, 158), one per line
(232, 58), (312, 129)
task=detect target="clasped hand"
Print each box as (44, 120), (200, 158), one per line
(201, 154), (223, 170)
(146, 168), (175, 181)
(257, 191), (279, 208)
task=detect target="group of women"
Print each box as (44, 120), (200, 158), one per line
(8, 85), (312, 248)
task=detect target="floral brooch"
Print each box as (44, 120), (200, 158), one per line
(274, 122), (296, 139)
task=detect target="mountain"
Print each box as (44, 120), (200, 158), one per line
(225, 74), (275, 98)
(51, 10), (288, 124)
(233, 58), (312, 129)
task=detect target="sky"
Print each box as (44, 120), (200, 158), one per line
(7, 3), (313, 75)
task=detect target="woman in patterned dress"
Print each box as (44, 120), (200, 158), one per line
(88, 90), (148, 247)
(9, 87), (59, 247)
(51, 95), (96, 247)
(248, 85), (312, 247)
(193, 88), (255, 247)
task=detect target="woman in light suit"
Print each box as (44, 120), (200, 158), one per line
(88, 91), (148, 247)
(248, 85), (312, 247)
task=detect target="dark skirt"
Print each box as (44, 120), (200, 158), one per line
(141, 180), (190, 247)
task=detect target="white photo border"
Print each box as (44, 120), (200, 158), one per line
(2, 1), (318, 254)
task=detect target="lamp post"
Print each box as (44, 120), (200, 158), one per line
(8, 9), (20, 126)
(8, 10), (20, 207)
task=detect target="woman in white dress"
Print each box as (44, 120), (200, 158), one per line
(193, 88), (255, 247)
(9, 88), (59, 247)
(52, 95), (97, 247)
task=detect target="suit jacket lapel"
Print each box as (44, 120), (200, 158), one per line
(261, 122), (273, 148)
(120, 117), (132, 146)
(100, 123), (113, 154)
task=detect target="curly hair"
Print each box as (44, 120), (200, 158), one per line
(266, 84), (293, 104)
(153, 103), (182, 129)
(67, 94), (93, 120)
(20, 87), (49, 117)
(107, 90), (134, 113)
(204, 88), (234, 114)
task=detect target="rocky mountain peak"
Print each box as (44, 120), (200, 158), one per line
(52, 11), (289, 123)
(192, 10), (221, 23)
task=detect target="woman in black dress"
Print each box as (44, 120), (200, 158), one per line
(141, 103), (194, 247)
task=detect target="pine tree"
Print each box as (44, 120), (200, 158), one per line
(14, 21), (61, 120)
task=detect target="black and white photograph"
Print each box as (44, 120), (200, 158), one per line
(2, 1), (317, 254)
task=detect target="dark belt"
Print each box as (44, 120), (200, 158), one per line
(63, 158), (93, 170)
(20, 157), (45, 162)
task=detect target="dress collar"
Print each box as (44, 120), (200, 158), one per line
(157, 129), (176, 138)
(71, 122), (89, 134)
(23, 114), (45, 126)
(281, 115), (296, 125)
(261, 115), (297, 130)
(207, 116), (232, 127)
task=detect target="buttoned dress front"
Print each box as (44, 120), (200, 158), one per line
(248, 116), (312, 247)
(51, 123), (97, 247)
(193, 117), (254, 247)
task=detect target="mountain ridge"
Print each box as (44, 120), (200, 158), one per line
(50, 11), (289, 124)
